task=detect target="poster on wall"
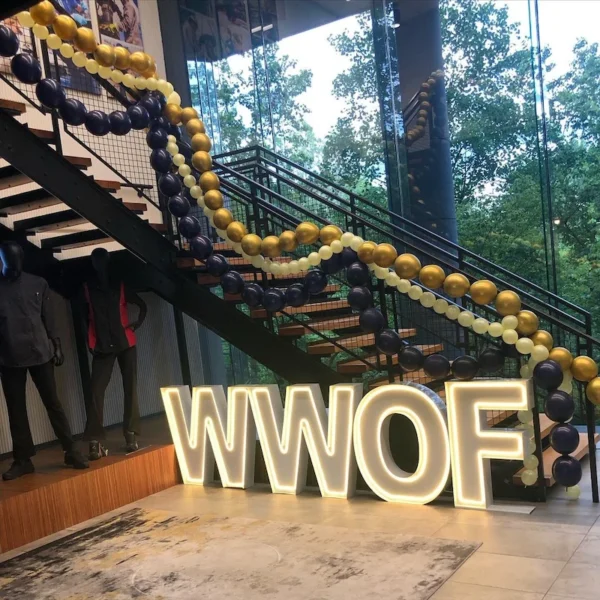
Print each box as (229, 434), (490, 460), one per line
(180, 0), (219, 62)
(96, 0), (144, 53)
(0, 17), (34, 75)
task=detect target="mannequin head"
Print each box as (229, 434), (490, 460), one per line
(0, 241), (24, 280)
(91, 248), (110, 275)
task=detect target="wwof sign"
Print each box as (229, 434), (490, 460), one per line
(161, 380), (533, 511)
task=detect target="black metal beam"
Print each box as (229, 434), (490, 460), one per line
(0, 0), (36, 20)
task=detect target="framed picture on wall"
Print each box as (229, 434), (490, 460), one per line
(96, 0), (144, 53)
(180, 4), (220, 63)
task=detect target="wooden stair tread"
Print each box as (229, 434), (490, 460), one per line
(251, 299), (349, 319)
(307, 329), (417, 355)
(42, 229), (111, 251)
(538, 413), (554, 439)
(0, 99), (27, 115)
(337, 344), (444, 374)
(278, 314), (362, 336)
(224, 284), (340, 302)
(178, 255), (292, 269)
(95, 179), (121, 191)
(29, 128), (55, 141)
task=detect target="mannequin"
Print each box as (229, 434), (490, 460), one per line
(82, 248), (147, 460)
(0, 241), (88, 480)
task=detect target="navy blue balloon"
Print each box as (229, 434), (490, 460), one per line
(423, 354), (451, 379)
(550, 424), (580, 455)
(35, 78), (65, 109)
(399, 346), (424, 372)
(11, 53), (41, 84)
(0, 25), (19, 57)
(304, 269), (328, 294)
(263, 288), (286, 312)
(242, 283), (264, 308)
(346, 262), (370, 286)
(151, 148), (172, 173)
(168, 123), (181, 139)
(348, 286), (372, 311)
(109, 111), (132, 136)
(545, 390), (575, 423)
(85, 110), (111, 136)
(221, 271), (245, 295)
(59, 98), (86, 126)
(151, 90), (167, 108)
(552, 455), (582, 487)
(286, 284), (309, 308)
(359, 307), (385, 333)
(206, 254), (229, 276)
(140, 94), (161, 118)
(341, 247), (359, 267)
(167, 194), (190, 217)
(146, 127), (168, 149)
(178, 141), (193, 159)
(150, 116), (169, 130)
(533, 359), (564, 390)
(178, 216), (201, 239)
(127, 104), (150, 130)
(478, 347), (505, 373)
(189, 235), (213, 260)
(451, 355), (479, 380)
(158, 173), (181, 197)
(320, 253), (343, 275)
(376, 329), (402, 356)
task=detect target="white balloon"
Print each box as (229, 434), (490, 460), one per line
(288, 260), (300, 274)
(558, 380), (573, 393)
(178, 164), (191, 177)
(523, 454), (539, 470)
(308, 252), (321, 266)
(270, 262), (282, 276)
(203, 206), (214, 218)
(531, 345), (550, 361)
(458, 311), (475, 328)
(233, 243), (243, 255)
(433, 299), (449, 314)
(502, 329), (519, 345)
(408, 285), (423, 300)
(488, 322), (504, 337)
(109, 69), (123, 84)
(566, 485), (581, 500)
(173, 153), (186, 167)
(521, 469), (538, 486)
(190, 185), (202, 199)
(85, 59), (99, 75)
(184, 175), (196, 188)
(472, 318), (489, 335)
(215, 228), (226, 239)
(330, 240), (343, 254)
(298, 257), (310, 272)
(32, 24), (49, 40)
(385, 272), (400, 287)
(318, 245), (333, 260)
(516, 337), (534, 355)
(17, 11), (35, 28)
(167, 91), (181, 106)
(251, 255), (264, 268)
(59, 43), (75, 59)
(397, 279), (411, 294)
(375, 266), (388, 280)
(279, 263), (289, 276)
(98, 65), (112, 80)
(47, 34), (62, 50)
(146, 78), (158, 91)
(520, 364), (532, 379)
(166, 142), (179, 156)
(420, 292), (436, 308)
(518, 409), (533, 424)
(341, 232), (354, 247)
(350, 236), (364, 251)
(502, 315), (519, 330)
(446, 305), (461, 321)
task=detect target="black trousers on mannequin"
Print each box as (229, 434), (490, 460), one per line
(83, 345), (140, 441)
(0, 360), (74, 460)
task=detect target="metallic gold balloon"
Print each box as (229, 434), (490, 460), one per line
(73, 27), (97, 53)
(242, 234), (262, 257)
(226, 221), (247, 243)
(357, 241), (377, 264)
(192, 151), (212, 173)
(394, 253), (421, 279)
(419, 264), (446, 289)
(495, 290), (522, 316)
(213, 208), (233, 230)
(130, 51), (151, 74)
(52, 14), (77, 40)
(164, 103), (182, 125)
(469, 279), (498, 305)
(141, 57), (156, 78)
(572, 356), (598, 382)
(549, 347), (573, 371)
(199, 171), (220, 192)
(186, 118), (206, 136)
(93, 44), (116, 67)
(295, 222), (320, 245)
(530, 330), (554, 351)
(191, 133), (211, 153)
(516, 310), (539, 336)
(261, 235), (281, 258)
(203, 189), (223, 210)
(373, 243), (398, 268)
(181, 107), (199, 124)
(114, 46), (131, 70)
(30, 1), (56, 25)
(586, 377), (600, 405)
(443, 273), (470, 298)
(319, 224), (342, 245)
(279, 230), (298, 252)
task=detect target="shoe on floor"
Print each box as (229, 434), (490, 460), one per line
(125, 431), (139, 454)
(2, 459), (35, 481)
(64, 450), (89, 470)
(88, 441), (108, 461)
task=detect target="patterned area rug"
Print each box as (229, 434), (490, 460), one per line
(0, 508), (478, 599)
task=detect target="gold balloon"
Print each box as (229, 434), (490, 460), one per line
(443, 273), (470, 298)
(199, 171), (220, 192)
(357, 241), (377, 264)
(261, 236), (281, 258)
(530, 330), (554, 351)
(30, 1), (56, 25)
(394, 253), (421, 279)
(226, 221), (247, 243)
(549, 347), (573, 371)
(295, 222), (320, 245)
(93, 44), (116, 67)
(73, 27), (97, 53)
(192, 151), (212, 173)
(319, 224), (342, 245)
(164, 103), (183, 125)
(130, 51), (151, 74)
(495, 290), (522, 316)
(516, 310), (539, 336)
(114, 46), (131, 70)
(203, 190), (223, 210)
(469, 279), (498, 305)
(141, 57), (156, 78)
(186, 118), (206, 136)
(586, 377), (600, 405)
(242, 234), (262, 257)
(279, 230), (298, 252)
(572, 356), (599, 382)
(373, 243), (398, 268)
(191, 133), (212, 152)
(213, 208), (233, 230)
(52, 14), (77, 40)
(419, 264), (446, 289)
(181, 107), (199, 124)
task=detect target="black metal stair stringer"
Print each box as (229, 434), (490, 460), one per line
(0, 111), (349, 388)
